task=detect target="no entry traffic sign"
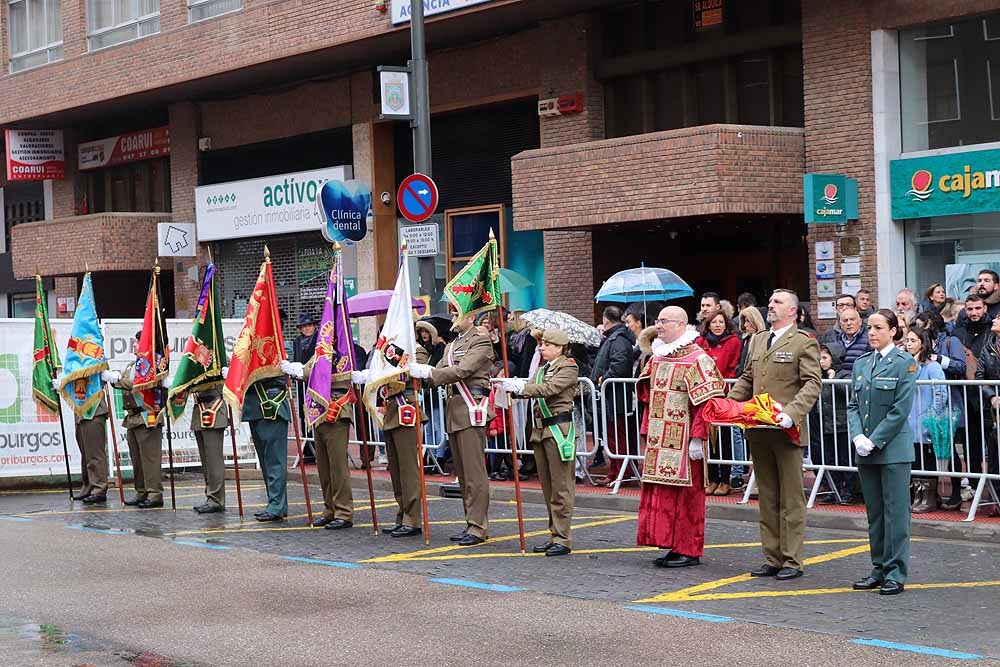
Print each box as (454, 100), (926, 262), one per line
(397, 173), (439, 223)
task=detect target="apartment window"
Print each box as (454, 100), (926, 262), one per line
(8, 0), (63, 72)
(188, 0), (238, 22)
(88, 0), (159, 51)
(81, 158), (170, 214)
(900, 13), (1000, 151)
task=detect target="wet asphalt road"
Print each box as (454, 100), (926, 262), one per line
(0, 476), (997, 666)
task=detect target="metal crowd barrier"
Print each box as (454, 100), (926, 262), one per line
(600, 377), (1000, 521)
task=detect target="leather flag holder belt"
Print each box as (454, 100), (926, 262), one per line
(540, 412), (573, 427)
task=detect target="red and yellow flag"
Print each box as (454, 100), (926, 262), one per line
(223, 255), (285, 415)
(134, 267), (170, 417)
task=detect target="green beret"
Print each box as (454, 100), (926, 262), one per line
(542, 329), (570, 346)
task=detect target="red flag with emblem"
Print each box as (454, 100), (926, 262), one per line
(134, 266), (170, 416)
(223, 257), (285, 415)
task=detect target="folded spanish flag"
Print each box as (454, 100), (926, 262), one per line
(703, 394), (800, 443)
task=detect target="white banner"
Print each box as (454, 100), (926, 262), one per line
(0, 318), (255, 479)
(195, 166), (352, 241)
(391, 0), (493, 25)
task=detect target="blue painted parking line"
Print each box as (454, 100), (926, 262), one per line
(430, 578), (523, 593)
(625, 604), (733, 623)
(0, 516), (32, 522)
(173, 540), (231, 551)
(851, 639), (983, 660)
(284, 556), (361, 569)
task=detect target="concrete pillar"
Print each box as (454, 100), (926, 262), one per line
(169, 101), (202, 318)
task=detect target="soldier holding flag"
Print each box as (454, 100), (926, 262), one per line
(410, 236), (501, 546)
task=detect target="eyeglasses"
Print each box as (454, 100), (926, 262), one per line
(655, 319), (684, 325)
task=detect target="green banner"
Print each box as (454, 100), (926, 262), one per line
(891, 148), (1000, 219)
(443, 237), (501, 320)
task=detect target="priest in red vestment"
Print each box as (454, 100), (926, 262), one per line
(636, 306), (726, 567)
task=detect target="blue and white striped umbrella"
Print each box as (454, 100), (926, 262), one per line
(594, 266), (694, 303)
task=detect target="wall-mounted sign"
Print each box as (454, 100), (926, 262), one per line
(378, 67), (412, 119)
(157, 222), (196, 257)
(890, 147), (1000, 219)
(400, 223), (439, 257)
(316, 180), (372, 243)
(537, 93), (585, 118)
(391, 0), (492, 25)
(693, 0), (723, 29)
(195, 166), (352, 241)
(78, 127), (170, 170)
(804, 173), (858, 224)
(5, 129), (65, 181)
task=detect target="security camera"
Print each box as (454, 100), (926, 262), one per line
(380, 191), (392, 205)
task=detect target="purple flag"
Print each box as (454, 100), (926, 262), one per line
(305, 253), (357, 428)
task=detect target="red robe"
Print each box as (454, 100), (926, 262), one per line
(636, 338), (725, 557)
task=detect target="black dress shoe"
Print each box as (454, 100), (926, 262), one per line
(255, 512), (284, 522)
(138, 499), (164, 509)
(382, 524), (402, 534)
(852, 576), (882, 590)
(82, 494), (107, 504)
(750, 564), (781, 577)
(124, 496), (144, 507)
(665, 554), (700, 568)
(879, 580), (904, 596)
(653, 554), (672, 567)
(390, 525), (422, 538)
(449, 531), (468, 542)
(458, 534), (486, 546)
(195, 503), (224, 514)
(313, 516), (335, 527)
(72, 490), (92, 501)
(253, 510), (267, 518)
(533, 541), (554, 554)
(775, 567), (804, 580)
(324, 519), (353, 530)
(545, 543), (571, 557)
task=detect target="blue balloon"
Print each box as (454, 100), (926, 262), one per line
(316, 180), (372, 243)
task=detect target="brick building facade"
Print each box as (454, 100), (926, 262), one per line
(3, 0), (999, 333)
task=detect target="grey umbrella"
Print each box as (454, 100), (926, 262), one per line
(521, 308), (602, 347)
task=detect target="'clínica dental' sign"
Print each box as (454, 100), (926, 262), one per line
(890, 147), (1000, 219)
(195, 166), (352, 241)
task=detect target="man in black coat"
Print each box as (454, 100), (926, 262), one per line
(590, 305), (636, 483)
(293, 312), (319, 463)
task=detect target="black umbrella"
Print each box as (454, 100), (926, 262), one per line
(420, 314), (454, 340)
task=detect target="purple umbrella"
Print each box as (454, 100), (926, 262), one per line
(347, 289), (427, 317)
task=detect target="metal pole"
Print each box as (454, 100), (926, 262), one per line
(410, 0), (438, 307)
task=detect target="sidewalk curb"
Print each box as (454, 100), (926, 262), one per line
(226, 469), (1000, 544)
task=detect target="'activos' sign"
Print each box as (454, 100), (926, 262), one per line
(195, 166), (352, 241)
(890, 147), (1000, 219)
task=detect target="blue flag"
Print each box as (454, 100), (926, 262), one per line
(58, 273), (109, 418)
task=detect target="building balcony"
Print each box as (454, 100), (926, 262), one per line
(11, 212), (171, 278)
(511, 124), (805, 231)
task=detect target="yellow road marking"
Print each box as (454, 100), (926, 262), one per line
(635, 544), (873, 603)
(361, 516), (637, 563)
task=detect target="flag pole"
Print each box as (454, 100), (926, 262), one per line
(153, 261), (177, 511)
(336, 243), (379, 536)
(497, 306), (527, 554)
(104, 386), (127, 505)
(402, 242), (431, 544)
(226, 406), (245, 520)
(265, 245), (315, 527)
(40, 275), (74, 499)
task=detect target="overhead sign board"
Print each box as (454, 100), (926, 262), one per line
(391, 0), (493, 25)
(195, 166), (352, 241)
(890, 147), (1000, 219)
(803, 173), (858, 224)
(5, 129), (65, 181)
(316, 180), (372, 243)
(157, 222), (196, 257)
(78, 126), (170, 170)
(400, 223), (439, 257)
(397, 173), (439, 223)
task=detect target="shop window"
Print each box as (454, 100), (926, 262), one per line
(188, 0), (239, 23)
(87, 0), (159, 51)
(900, 14), (1000, 151)
(9, 293), (34, 318)
(81, 158), (170, 214)
(8, 0), (62, 72)
(904, 213), (1000, 295)
(445, 205), (504, 281)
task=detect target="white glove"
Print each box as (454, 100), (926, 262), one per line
(221, 366), (229, 379)
(409, 363), (433, 379)
(280, 360), (303, 379)
(499, 378), (526, 394)
(853, 434), (875, 457)
(351, 370), (371, 385)
(52, 377), (62, 391)
(776, 412), (793, 429)
(689, 437), (705, 461)
(101, 370), (121, 385)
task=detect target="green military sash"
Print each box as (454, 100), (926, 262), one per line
(535, 366), (575, 462)
(254, 383), (287, 421)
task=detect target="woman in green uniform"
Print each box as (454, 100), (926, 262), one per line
(847, 309), (917, 595)
(500, 329), (579, 557)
